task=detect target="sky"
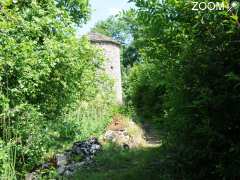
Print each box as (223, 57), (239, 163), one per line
(77, 0), (134, 36)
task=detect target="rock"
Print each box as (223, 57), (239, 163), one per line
(56, 154), (68, 167)
(90, 144), (101, 154)
(55, 137), (102, 176)
(28, 137), (102, 177)
(104, 130), (115, 141)
(104, 129), (133, 147)
(85, 156), (91, 162)
(75, 161), (85, 168)
(41, 163), (50, 169)
(57, 166), (65, 175)
(123, 130), (128, 136)
(64, 161), (85, 172)
(64, 150), (72, 158)
(25, 172), (38, 180)
(64, 170), (74, 176)
(72, 145), (84, 155)
(72, 137), (101, 158)
(66, 164), (75, 171)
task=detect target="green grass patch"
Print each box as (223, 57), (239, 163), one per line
(73, 143), (163, 180)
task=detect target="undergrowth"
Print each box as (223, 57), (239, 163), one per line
(73, 143), (162, 180)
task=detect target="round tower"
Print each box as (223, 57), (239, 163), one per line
(88, 32), (123, 104)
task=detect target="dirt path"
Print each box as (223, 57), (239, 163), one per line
(101, 115), (161, 149)
(141, 122), (161, 147)
(142, 122), (161, 146)
(72, 116), (163, 180)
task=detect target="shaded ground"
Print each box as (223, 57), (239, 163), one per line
(72, 117), (163, 180)
(141, 122), (162, 147)
(73, 144), (162, 180)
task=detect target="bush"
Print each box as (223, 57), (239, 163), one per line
(128, 63), (166, 120)
(0, 0), (115, 178)
(128, 0), (240, 179)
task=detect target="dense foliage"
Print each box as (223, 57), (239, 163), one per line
(2, 0), (240, 178)
(0, 0), (114, 178)
(126, 0), (240, 179)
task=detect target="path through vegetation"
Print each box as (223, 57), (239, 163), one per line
(73, 117), (163, 180)
(142, 122), (162, 147)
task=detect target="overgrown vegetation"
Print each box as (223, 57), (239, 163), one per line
(127, 0), (240, 179)
(93, 0), (240, 179)
(1, 0), (240, 179)
(89, 1), (240, 177)
(73, 143), (162, 180)
(0, 0), (115, 178)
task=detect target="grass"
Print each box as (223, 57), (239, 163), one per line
(19, 99), (115, 179)
(70, 114), (165, 180)
(43, 99), (114, 155)
(73, 143), (162, 180)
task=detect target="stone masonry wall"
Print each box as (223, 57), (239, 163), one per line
(97, 42), (123, 104)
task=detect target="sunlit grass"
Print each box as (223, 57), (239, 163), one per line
(73, 142), (162, 180)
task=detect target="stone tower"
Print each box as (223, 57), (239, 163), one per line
(88, 32), (123, 104)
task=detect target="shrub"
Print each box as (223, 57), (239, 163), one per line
(0, 0), (114, 177)
(128, 63), (166, 120)
(129, 0), (240, 179)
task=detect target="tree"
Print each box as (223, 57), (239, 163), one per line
(128, 0), (240, 179)
(0, 0), (105, 176)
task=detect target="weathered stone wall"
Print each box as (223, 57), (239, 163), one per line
(96, 42), (123, 104)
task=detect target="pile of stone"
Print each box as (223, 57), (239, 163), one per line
(103, 129), (133, 149)
(102, 119), (147, 148)
(56, 137), (101, 176)
(26, 137), (101, 179)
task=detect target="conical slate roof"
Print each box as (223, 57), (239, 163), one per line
(88, 32), (121, 46)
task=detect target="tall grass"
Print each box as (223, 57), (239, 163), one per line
(0, 79), (17, 179)
(62, 95), (115, 141)
(0, 142), (17, 179)
(0, 70), (115, 178)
